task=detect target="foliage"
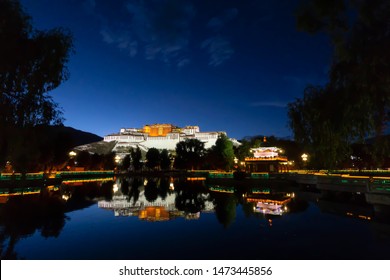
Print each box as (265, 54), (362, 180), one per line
(234, 139), (252, 161)
(130, 147), (143, 171)
(102, 152), (116, 170)
(129, 177), (142, 203)
(0, 195), (66, 259)
(100, 181), (114, 201)
(289, 0), (390, 168)
(3, 126), (75, 172)
(174, 139), (205, 170)
(75, 151), (91, 169)
(288, 86), (352, 168)
(0, 0), (73, 128)
(158, 177), (170, 200)
(144, 179), (158, 202)
(121, 154), (131, 171)
(207, 134), (235, 171)
(212, 193), (237, 228)
(160, 149), (171, 170)
(145, 148), (160, 170)
(0, 0), (73, 171)
(175, 189), (206, 213)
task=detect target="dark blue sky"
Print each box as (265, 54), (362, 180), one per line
(20, 0), (332, 139)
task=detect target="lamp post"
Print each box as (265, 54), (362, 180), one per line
(68, 151), (77, 170)
(301, 153), (308, 169)
(234, 157), (238, 170)
(114, 155), (121, 172)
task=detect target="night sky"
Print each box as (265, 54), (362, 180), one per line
(20, 0), (332, 140)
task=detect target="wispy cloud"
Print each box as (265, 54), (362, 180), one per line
(202, 8), (238, 66)
(201, 36), (234, 66)
(207, 8), (238, 31)
(250, 102), (287, 108)
(177, 58), (190, 68)
(100, 27), (138, 57)
(87, 0), (195, 67)
(84, 1), (246, 67)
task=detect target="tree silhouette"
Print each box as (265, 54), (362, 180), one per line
(290, 0), (390, 168)
(0, 0), (73, 170)
(146, 148), (160, 170)
(158, 177), (170, 200)
(212, 193), (237, 228)
(0, 194), (66, 259)
(207, 134), (235, 171)
(121, 154), (131, 171)
(175, 139), (205, 170)
(160, 149), (171, 170)
(0, 0), (73, 126)
(144, 179), (158, 202)
(129, 177), (141, 204)
(130, 147), (143, 171)
(288, 85), (352, 169)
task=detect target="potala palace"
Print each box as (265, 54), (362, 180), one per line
(103, 123), (240, 152)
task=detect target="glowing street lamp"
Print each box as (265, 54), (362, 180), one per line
(69, 151), (77, 158)
(115, 155), (121, 164)
(301, 153), (309, 169)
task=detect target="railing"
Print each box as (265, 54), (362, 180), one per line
(0, 170), (114, 182)
(0, 172), (44, 181)
(250, 172), (269, 179)
(208, 172), (234, 178)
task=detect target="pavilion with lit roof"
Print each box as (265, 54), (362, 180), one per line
(245, 147), (289, 173)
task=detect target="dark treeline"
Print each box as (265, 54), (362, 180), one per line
(118, 134), (236, 172)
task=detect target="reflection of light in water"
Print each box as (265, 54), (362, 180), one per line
(346, 212), (372, 220)
(113, 184), (119, 192)
(187, 177), (206, 181)
(255, 202), (285, 216)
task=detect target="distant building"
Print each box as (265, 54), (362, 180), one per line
(104, 124), (240, 152)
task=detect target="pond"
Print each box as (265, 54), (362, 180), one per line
(1, 176), (389, 260)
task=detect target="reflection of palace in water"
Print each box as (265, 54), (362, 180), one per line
(98, 179), (215, 221)
(244, 192), (294, 216)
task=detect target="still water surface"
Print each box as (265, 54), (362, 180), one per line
(1, 177), (389, 260)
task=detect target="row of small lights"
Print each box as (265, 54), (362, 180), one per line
(69, 151), (310, 167)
